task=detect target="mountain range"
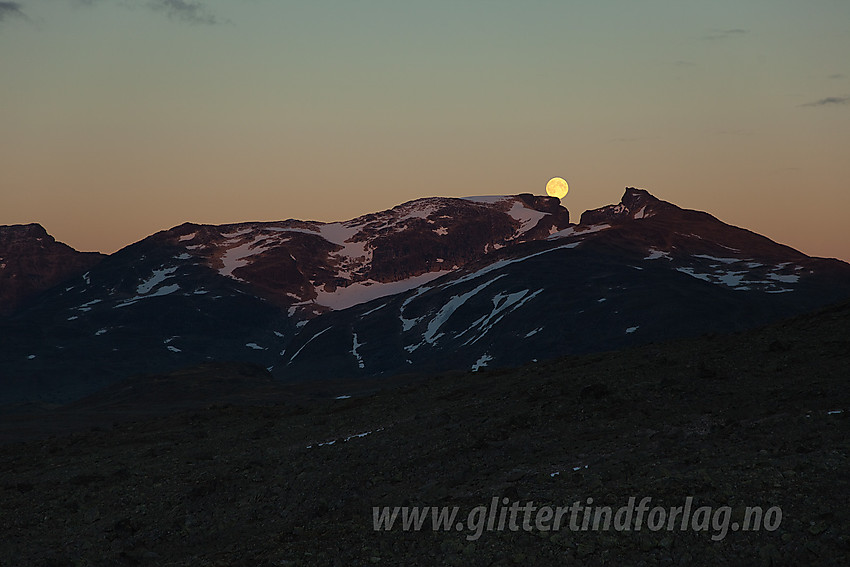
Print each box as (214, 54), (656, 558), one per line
(2, 188), (849, 405)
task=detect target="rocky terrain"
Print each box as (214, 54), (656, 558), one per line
(0, 224), (103, 316)
(1, 298), (848, 566)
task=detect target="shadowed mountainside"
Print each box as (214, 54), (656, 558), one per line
(1, 298), (848, 565)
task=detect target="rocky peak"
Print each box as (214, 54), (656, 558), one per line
(579, 187), (672, 225)
(0, 223), (51, 244)
(621, 187), (663, 213)
(0, 224), (104, 315)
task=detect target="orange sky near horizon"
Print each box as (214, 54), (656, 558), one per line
(1, 1), (849, 260)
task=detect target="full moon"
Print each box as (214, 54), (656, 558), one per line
(545, 177), (569, 199)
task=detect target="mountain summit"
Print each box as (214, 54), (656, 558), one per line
(580, 187), (672, 224)
(1, 189), (849, 404)
(0, 224), (103, 316)
(153, 193), (570, 316)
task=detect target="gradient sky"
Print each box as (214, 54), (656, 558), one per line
(2, 1), (849, 259)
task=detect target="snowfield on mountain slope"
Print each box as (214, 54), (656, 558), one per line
(668, 255), (806, 293)
(137, 267), (178, 294)
(190, 195), (569, 313)
(546, 223), (611, 239)
(463, 196), (554, 238)
(309, 271), (452, 311)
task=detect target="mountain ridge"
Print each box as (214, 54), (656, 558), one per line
(2, 188), (849, 405)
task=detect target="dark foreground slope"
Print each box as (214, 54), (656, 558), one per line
(1, 300), (849, 566)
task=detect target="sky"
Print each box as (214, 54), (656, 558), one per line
(1, 1), (849, 260)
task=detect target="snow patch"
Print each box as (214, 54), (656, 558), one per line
(404, 341), (424, 353)
(424, 276), (505, 344)
(76, 299), (102, 312)
(399, 285), (434, 332)
(352, 333), (365, 369)
(318, 222), (372, 278)
(462, 289), (543, 345)
(505, 200), (547, 236)
(442, 242), (579, 289)
(625, 326), (639, 334)
(306, 428), (383, 449)
(548, 223), (611, 240)
(471, 353), (493, 372)
(137, 267), (178, 294)
(359, 302), (388, 317)
(644, 249), (671, 261)
(693, 254), (739, 264)
(715, 271), (747, 287)
(675, 267), (712, 282)
(149, 284), (181, 297)
(219, 241), (269, 279)
(288, 327), (332, 363)
(767, 272), (800, 283)
(245, 342), (266, 350)
(314, 271), (450, 311)
(114, 283), (181, 308)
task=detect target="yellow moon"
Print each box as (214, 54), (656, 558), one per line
(546, 177), (569, 199)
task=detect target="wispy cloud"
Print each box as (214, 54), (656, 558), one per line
(0, 1), (25, 22)
(702, 28), (748, 41)
(149, 0), (219, 25)
(70, 0), (221, 25)
(800, 96), (850, 108)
